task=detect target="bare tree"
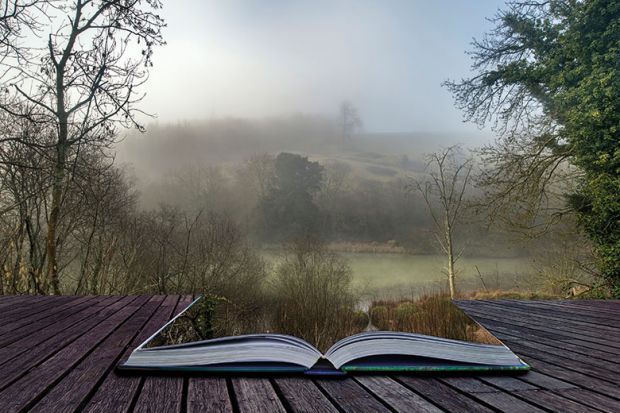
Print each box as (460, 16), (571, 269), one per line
(0, 1), (48, 58)
(413, 146), (473, 299)
(0, 0), (165, 294)
(0, 114), (53, 294)
(339, 101), (362, 143)
(474, 134), (578, 237)
(71, 155), (136, 294)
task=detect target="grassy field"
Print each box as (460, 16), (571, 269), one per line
(262, 251), (532, 300)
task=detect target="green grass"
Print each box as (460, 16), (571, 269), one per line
(262, 251), (532, 299)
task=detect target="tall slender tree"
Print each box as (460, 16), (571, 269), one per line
(0, 0), (166, 293)
(413, 146), (473, 299)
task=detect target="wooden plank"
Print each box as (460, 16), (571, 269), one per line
(0, 295), (37, 309)
(473, 317), (620, 372)
(0, 296), (112, 366)
(459, 302), (620, 345)
(474, 375), (599, 412)
(355, 376), (443, 413)
(0, 295), (48, 310)
(497, 300), (620, 326)
(0, 295), (96, 338)
(559, 338), (620, 354)
(503, 330), (620, 372)
(273, 377), (338, 413)
(437, 376), (547, 413)
(513, 390), (604, 413)
(0, 295), (77, 324)
(499, 338), (619, 383)
(187, 378), (233, 413)
(0, 294), (25, 302)
(28, 296), (165, 413)
(0, 296), (100, 349)
(82, 295), (179, 413)
(473, 312), (620, 356)
(516, 371), (576, 390)
(0, 295), (148, 412)
(0, 294), (72, 315)
(523, 299), (620, 319)
(477, 300), (620, 333)
(0, 296), (125, 391)
(397, 376), (493, 413)
(232, 378), (287, 413)
(459, 304), (620, 351)
(484, 302), (620, 341)
(480, 300), (620, 325)
(558, 388), (620, 413)
(439, 377), (499, 394)
(132, 296), (192, 413)
(462, 316), (619, 360)
(562, 300), (620, 312)
(477, 375), (539, 392)
(134, 376), (184, 413)
(510, 355), (620, 400)
(466, 391), (547, 413)
(316, 378), (391, 413)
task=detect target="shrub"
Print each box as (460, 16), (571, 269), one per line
(352, 310), (370, 331)
(269, 239), (360, 351)
(368, 293), (500, 344)
(369, 305), (389, 330)
(394, 302), (417, 331)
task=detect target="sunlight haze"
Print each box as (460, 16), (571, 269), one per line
(141, 0), (505, 138)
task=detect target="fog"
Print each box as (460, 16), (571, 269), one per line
(116, 1), (511, 188)
(3, 0), (577, 301)
(136, 0), (505, 133)
(117, 115), (484, 185)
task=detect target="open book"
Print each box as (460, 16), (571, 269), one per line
(118, 296), (529, 375)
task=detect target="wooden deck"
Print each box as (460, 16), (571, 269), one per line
(0, 297), (618, 413)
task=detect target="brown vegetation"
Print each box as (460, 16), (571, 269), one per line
(369, 294), (501, 345)
(269, 239), (366, 352)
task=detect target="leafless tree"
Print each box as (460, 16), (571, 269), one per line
(413, 146), (473, 299)
(339, 101), (362, 143)
(71, 155), (136, 294)
(0, 1), (48, 59)
(0, 0), (165, 294)
(0, 114), (53, 294)
(474, 134), (578, 238)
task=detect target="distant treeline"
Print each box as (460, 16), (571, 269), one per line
(136, 148), (524, 257)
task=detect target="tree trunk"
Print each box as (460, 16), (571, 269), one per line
(445, 217), (456, 299)
(25, 212), (46, 294)
(46, 140), (67, 295)
(447, 245), (456, 299)
(10, 230), (24, 294)
(47, 54), (69, 296)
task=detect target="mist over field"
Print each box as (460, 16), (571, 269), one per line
(1, 0), (606, 305)
(110, 114), (536, 300)
(117, 116), (476, 183)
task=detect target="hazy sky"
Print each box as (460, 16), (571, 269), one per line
(142, 0), (506, 135)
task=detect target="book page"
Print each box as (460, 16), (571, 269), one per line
(142, 295), (502, 351)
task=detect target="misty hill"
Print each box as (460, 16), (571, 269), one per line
(116, 116), (478, 184)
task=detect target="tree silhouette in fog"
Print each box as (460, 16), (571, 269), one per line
(260, 153), (323, 242)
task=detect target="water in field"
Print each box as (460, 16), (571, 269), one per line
(263, 251), (532, 299)
(343, 253), (531, 299)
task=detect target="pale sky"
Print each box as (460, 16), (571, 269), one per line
(141, 0), (506, 136)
